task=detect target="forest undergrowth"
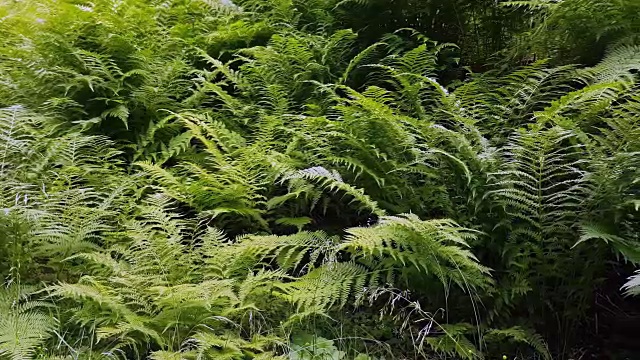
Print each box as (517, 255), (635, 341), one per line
(0, 0), (639, 359)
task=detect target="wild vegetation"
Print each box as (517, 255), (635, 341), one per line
(0, 0), (638, 359)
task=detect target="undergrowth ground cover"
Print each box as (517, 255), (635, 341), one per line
(0, 0), (639, 359)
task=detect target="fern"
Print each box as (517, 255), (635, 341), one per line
(489, 127), (588, 243)
(484, 326), (551, 360)
(0, 286), (55, 360)
(226, 230), (339, 275)
(342, 214), (490, 289)
(278, 262), (375, 313)
(2, 0), (640, 358)
(280, 166), (384, 216)
(622, 270), (640, 296)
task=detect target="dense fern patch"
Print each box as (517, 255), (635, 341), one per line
(0, 0), (638, 359)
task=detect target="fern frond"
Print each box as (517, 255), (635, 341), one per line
(229, 231), (338, 274)
(622, 270), (640, 296)
(281, 166), (384, 216)
(342, 214), (490, 289)
(485, 326), (551, 360)
(277, 262), (375, 312)
(0, 286), (55, 360)
(581, 45), (640, 85)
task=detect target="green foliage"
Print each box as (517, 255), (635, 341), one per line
(504, 0), (640, 64)
(289, 334), (345, 360)
(0, 286), (55, 360)
(0, 0), (639, 359)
